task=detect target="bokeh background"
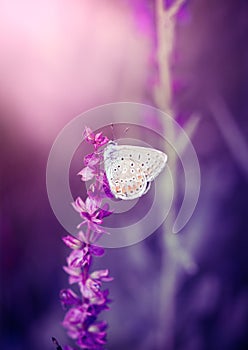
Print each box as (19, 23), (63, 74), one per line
(1, 0), (248, 349)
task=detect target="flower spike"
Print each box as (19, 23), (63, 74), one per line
(60, 126), (113, 349)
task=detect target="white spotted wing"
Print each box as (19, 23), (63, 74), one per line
(104, 142), (167, 200)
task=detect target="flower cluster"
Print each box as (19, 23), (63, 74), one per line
(60, 127), (113, 350)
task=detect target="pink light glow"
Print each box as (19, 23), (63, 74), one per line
(0, 0), (152, 145)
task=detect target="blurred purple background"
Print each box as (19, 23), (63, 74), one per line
(1, 0), (248, 349)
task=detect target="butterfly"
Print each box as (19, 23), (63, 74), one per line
(103, 141), (167, 200)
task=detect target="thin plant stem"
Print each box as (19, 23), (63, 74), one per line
(154, 1), (191, 349)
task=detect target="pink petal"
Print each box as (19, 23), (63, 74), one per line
(78, 230), (88, 242)
(83, 126), (94, 141)
(71, 197), (86, 212)
(78, 167), (95, 181)
(63, 265), (81, 277)
(90, 269), (112, 281)
(85, 196), (99, 214)
(62, 235), (83, 250)
(84, 153), (100, 167)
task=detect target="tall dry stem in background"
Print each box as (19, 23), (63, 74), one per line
(153, 1), (198, 348)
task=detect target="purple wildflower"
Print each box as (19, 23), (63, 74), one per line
(62, 235), (84, 250)
(79, 270), (113, 305)
(72, 196), (112, 236)
(60, 289), (81, 308)
(77, 167), (96, 182)
(83, 127), (109, 150)
(78, 153), (100, 182)
(77, 321), (108, 349)
(60, 126), (113, 350)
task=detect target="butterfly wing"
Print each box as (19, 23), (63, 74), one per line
(105, 144), (167, 180)
(104, 143), (147, 199)
(104, 143), (167, 200)
(131, 146), (167, 182)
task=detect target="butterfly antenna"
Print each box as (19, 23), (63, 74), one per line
(110, 123), (115, 140)
(110, 123), (129, 139)
(52, 337), (63, 350)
